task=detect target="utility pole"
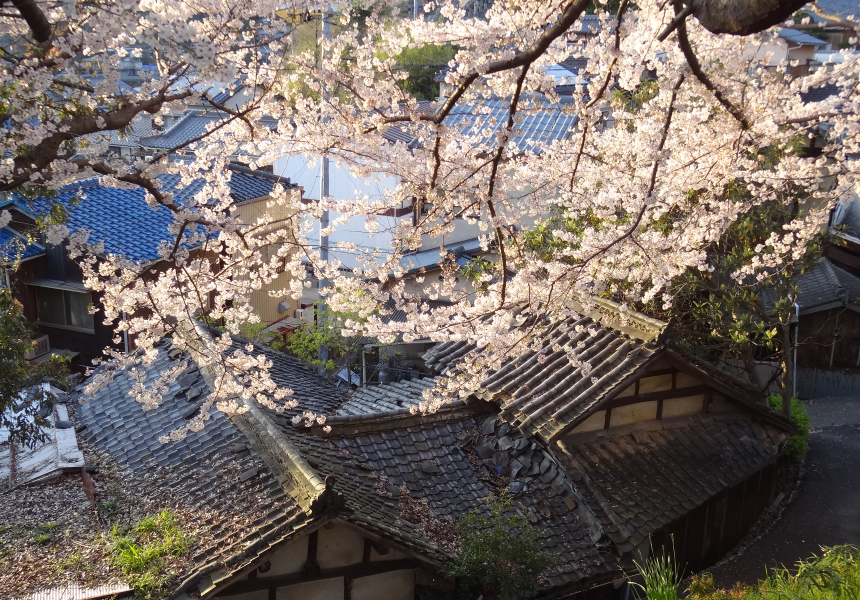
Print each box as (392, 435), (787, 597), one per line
(317, 6), (331, 374)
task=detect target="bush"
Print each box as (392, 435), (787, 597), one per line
(687, 546), (860, 600)
(446, 492), (556, 600)
(767, 394), (810, 464)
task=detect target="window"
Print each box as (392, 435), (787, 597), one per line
(35, 287), (95, 332)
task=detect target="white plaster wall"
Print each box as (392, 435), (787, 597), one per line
(675, 372), (701, 389)
(267, 534), (309, 576)
(316, 524), (365, 569)
(571, 410), (606, 433)
(662, 395), (705, 419)
(276, 577), (344, 600)
(637, 374), (672, 394)
(610, 401), (658, 427)
(352, 569), (415, 600)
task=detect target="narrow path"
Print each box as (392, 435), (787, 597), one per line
(709, 396), (860, 587)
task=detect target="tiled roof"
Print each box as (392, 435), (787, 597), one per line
(800, 82), (842, 104)
(280, 406), (619, 592)
(811, 0), (860, 21)
(443, 98), (577, 153)
(10, 166), (285, 262)
(210, 84), (244, 105)
(138, 111), (223, 150)
(138, 110), (277, 152)
(68, 317), (793, 597)
(0, 226), (44, 263)
(104, 114), (155, 148)
(74, 342), (314, 597)
(398, 237), (485, 272)
(383, 99), (577, 154)
(760, 258), (860, 314)
(334, 378), (437, 416)
(556, 414), (786, 553)
(424, 298), (668, 441)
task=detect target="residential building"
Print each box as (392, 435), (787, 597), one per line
(0, 165), (300, 367)
(19, 298), (794, 599)
(761, 258), (860, 397)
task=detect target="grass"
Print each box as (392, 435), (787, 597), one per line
(636, 545), (860, 600)
(631, 540), (684, 600)
(32, 522), (59, 545)
(54, 550), (92, 573)
(108, 510), (192, 600)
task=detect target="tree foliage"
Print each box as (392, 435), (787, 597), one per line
(446, 492), (556, 599)
(0, 0), (857, 435)
(0, 289), (71, 447)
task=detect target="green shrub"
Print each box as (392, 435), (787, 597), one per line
(446, 492), (556, 600)
(767, 394), (810, 464)
(32, 522), (59, 545)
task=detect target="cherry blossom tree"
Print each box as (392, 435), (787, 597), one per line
(1, 0), (857, 433)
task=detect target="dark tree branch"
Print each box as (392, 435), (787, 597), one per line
(10, 0), (51, 43)
(0, 90), (193, 192)
(674, 0), (750, 130)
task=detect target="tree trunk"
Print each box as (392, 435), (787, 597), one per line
(689, 0), (809, 35)
(742, 345), (763, 390)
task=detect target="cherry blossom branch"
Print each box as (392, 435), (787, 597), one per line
(576, 74), (686, 270)
(0, 90), (193, 191)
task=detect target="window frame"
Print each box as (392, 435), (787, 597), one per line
(34, 286), (96, 333)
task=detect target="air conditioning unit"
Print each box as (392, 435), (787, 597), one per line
(295, 308), (314, 325)
(25, 335), (50, 360)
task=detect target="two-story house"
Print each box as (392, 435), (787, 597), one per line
(0, 164), (301, 368)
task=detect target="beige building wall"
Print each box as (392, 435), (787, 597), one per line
(231, 188), (305, 325)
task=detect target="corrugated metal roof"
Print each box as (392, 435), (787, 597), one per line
(25, 584), (133, 600)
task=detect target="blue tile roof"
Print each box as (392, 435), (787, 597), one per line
(0, 227), (44, 263)
(384, 98), (577, 154)
(811, 0), (860, 21)
(138, 111), (222, 150)
(11, 167), (289, 263)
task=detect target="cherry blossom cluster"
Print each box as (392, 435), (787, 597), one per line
(2, 1), (858, 425)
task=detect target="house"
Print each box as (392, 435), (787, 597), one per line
(799, 0), (860, 50)
(762, 258), (860, 397)
(14, 297), (793, 599)
(0, 165), (301, 367)
(273, 97), (578, 302)
(751, 28), (830, 76)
